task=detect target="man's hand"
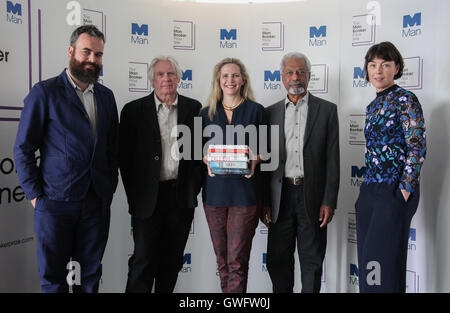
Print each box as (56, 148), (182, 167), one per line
(31, 197), (37, 208)
(244, 159), (257, 179)
(319, 204), (334, 228)
(244, 153), (261, 179)
(261, 207), (272, 228)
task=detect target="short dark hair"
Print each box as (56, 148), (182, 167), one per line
(364, 41), (404, 81)
(70, 25), (105, 48)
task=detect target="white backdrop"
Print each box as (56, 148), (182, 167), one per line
(0, 0), (449, 293)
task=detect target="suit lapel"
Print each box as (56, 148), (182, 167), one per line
(177, 95), (188, 130)
(274, 100), (286, 163)
(175, 95), (190, 158)
(60, 70), (88, 115)
(304, 93), (320, 146)
(143, 91), (160, 136)
(93, 84), (104, 146)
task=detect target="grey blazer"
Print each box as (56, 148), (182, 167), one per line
(265, 92), (340, 223)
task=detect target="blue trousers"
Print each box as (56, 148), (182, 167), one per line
(355, 183), (419, 293)
(34, 186), (110, 293)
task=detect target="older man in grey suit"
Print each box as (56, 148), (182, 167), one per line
(263, 52), (340, 293)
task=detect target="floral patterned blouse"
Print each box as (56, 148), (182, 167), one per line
(364, 84), (426, 193)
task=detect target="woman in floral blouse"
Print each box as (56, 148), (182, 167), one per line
(355, 41), (426, 293)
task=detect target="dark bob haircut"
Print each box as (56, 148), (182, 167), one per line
(364, 41), (404, 81)
(70, 25), (105, 48)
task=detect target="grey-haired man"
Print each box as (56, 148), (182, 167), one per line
(264, 52), (340, 293)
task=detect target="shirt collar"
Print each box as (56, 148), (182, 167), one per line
(66, 69), (94, 93)
(285, 91), (309, 108)
(154, 92), (178, 111)
(376, 84), (398, 98)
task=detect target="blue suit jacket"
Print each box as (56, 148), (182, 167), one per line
(14, 69), (119, 204)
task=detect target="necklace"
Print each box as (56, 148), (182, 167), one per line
(223, 98), (245, 111)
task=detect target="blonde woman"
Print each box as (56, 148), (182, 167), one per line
(200, 58), (267, 293)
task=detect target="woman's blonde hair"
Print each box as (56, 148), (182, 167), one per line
(203, 58), (255, 120)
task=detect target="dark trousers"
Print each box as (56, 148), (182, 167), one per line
(126, 180), (195, 293)
(356, 183), (419, 293)
(266, 183), (326, 293)
(203, 203), (260, 293)
(34, 185), (110, 293)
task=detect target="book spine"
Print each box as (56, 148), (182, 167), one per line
(207, 157), (249, 162)
(209, 144), (249, 150)
(208, 149), (249, 154)
(210, 168), (251, 175)
(210, 161), (249, 169)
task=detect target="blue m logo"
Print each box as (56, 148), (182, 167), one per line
(131, 23), (148, 36)
(309, 26), (326, 38)
(220, 29), (237, 40)
(182, 70), (192, 81)
(403, 13), (421, 28)
(7, 1), (22, 15)
(264, 70), (280, 82)
(353, 67), (366, 79)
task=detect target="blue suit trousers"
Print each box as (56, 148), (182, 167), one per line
(356, 183), (419, 293)
(34, 185), (110, 293)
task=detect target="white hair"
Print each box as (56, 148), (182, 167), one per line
(280, 52), (312, 73)
(147, 55), (183, 87)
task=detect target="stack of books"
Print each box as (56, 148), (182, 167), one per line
(207, 145), (250, 175)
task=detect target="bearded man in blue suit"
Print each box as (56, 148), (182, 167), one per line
(14, 25), (119, 293)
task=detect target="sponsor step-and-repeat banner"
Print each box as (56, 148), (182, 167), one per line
(1, 0), (449, 292)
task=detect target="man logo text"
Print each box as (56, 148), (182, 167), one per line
(180, 253), (192, 273)
(353, 67), (370, 88)
(131, 23), (149, 45)
(220, 29), (237, 48)
(6, 1), (22, 24)
(349, 263), (359, 285)
(351, 165), (366, 187)
(179, 70), (193, 89)
(264, 70), (281, 90)
(402, 13), (422, 38)
(409, 228), (417, 251)
(309, 26), (327, 47)
(262, 253), (268, 272)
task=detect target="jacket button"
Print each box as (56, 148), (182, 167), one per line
(154, 156), (159, 161)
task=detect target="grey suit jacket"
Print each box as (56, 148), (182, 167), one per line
(265, 92), (340, 223)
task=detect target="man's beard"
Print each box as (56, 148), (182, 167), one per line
(69, 56), (101, 84)
(288, 80), (306, 95)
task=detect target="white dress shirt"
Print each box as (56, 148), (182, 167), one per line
(155, 93), (180, 181)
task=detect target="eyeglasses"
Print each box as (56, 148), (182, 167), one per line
(283, 70), (309, 77)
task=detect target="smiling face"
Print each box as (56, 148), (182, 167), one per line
(152, 60), (180, 99)
(68, 33), (104, 84)
(219, 63), (244, 98)
(367, 57), (399, 92)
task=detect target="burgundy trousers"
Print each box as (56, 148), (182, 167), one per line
(203, 203), (260, 293)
